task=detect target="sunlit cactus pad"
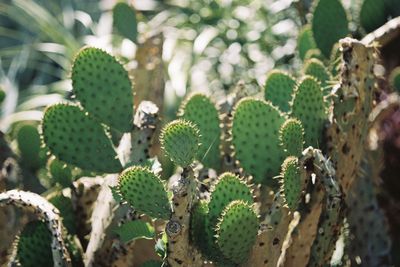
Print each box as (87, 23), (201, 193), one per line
(72, 47), (133, 132)
(118, 166), (171, 219)
(179, 93), (221, 169)
(42, 103), (122, 173)
(216, 200), (258, 264)
(264, 70), (296, 112)
(232, 98), (285, 185)
(160, 119), (200, 167)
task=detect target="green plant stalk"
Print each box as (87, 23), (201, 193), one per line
(0, 190), (71, 267)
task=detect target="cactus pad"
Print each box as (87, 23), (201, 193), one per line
(264, 70), (296, 112)
(280, 157), (301, 211)
(303, 58), (332, 95)
(113, 2), (137, 42)
(390, 67), (400, 93)
(190, 200), (209, 252)
(279, 118), (304, 157)
(179, 93), (221, 169)
(72, 47), (133, 132)
(160, 119), (200, 167)
(216, 200), (258, 264)
(16, 124), (45, 170)
(17, 221), (53, 267)
(42, 103), (122, 173)
(359, 0), (387, 33)
(208, 172), (253, 226)
(291, 76), (327, 147)
(232, 98), (286, 185)
(48, 193), (76, 235)
(48, 157), (73, 188)
(312, 0), (348, 57)
(297, 25), (317, 61)
(118, 166), (171, 219)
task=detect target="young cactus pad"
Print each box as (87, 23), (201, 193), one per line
(208, 172), (253, 226)
(160, 119), (200, 167)
(280, 156), (302, 211)
(118, 166), (171, 220)
(264, 70), (296, 112)
(72, 47), (133, 132)
(42, 103), (122, 173)
(279, 118), (304, 157)
(291, 76), (327, 147)
(179, 93), (221, 169)
(16, 221), (53, 267)
(297, 25), (317, 61)
(312, 0), (349, 57)
(232, 98), (285, 185)
(216, 200), (258, 264)
(303, 58), (332, 94)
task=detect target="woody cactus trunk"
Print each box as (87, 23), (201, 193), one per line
(2, 2), (400, 266)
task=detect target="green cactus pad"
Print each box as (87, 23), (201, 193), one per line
(291, 76), (328, 147)
(118, 166), (171, 219)
(280, 157), (301, 211)
(303, 58), (332, 94)
(17, 221), (53, 267)
(179, 93), (221, 169)
(264, 70), (296, 112)
(359, 0), (387, 33)
(160, 119), (200, 167)
(113, 2), (138, 42)
(48, 193), (76, 235)
(48, 157), (73, 188)
(232, 98), (286, 185)
(16, 123), (45, 170)
(140, 261), (163, 267)
(208, 172), (253, 227)
(312, 0), (349, 57)
(216, 200), (258, 264)
(297, 25), (317, 61)
(279, 119), (304, 157)
(72, 47), (133, 132)
(389, 67), (400, 93)
(42, 103), (122, 173)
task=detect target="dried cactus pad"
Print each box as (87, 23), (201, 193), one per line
(17, 221), (53, 267)
(291, 76), (328, 147)
(216, 200), (258, 264)
(72, 47), (133, 132)
(208, 172), (253, 227)
(280, 118), (304, 157)
(232, 98), (285, 185)
(160, 119), (200, 167)
(42, 103), (122, 173)
(280, 156), (301, 211)
(297, 25), (317, 61)
(179, 93), (221, 169)
(118, 166), (171, 219)
(312, 0), (348, 57)
(264, 70), (296, 112)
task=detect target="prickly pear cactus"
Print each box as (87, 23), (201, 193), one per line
(42, 103), (122, 173)
(279, 118), (304, 157)
(264, 70), (296, 112)
(179, 93), (221, 169)
(232, 98), (286, 185)
(118, 166), (171, 219)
